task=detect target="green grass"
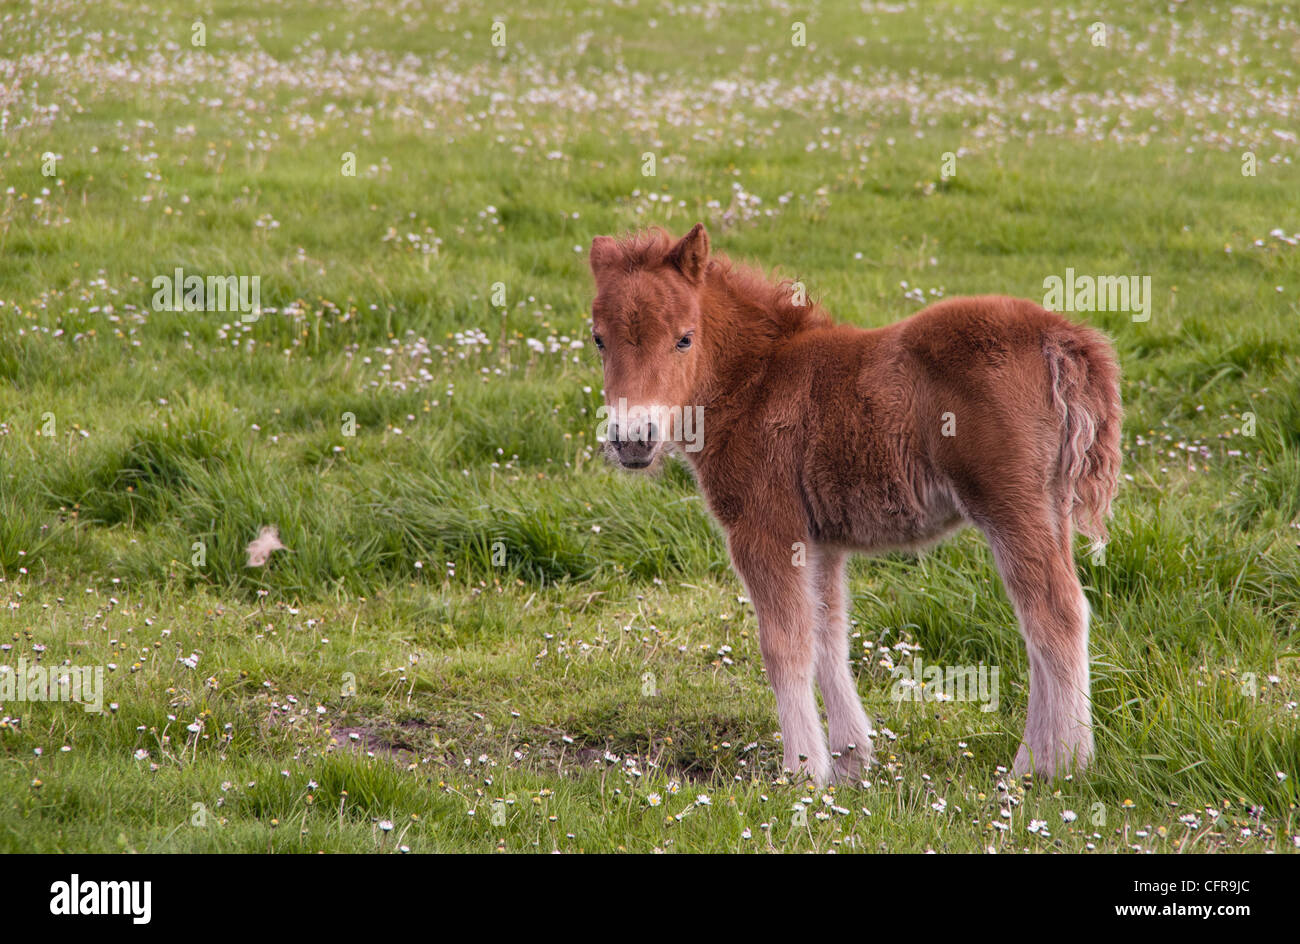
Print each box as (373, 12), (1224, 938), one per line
(0, 0), (1297, 853)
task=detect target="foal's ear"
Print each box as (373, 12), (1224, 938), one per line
(589, 236), (621, 277)
(666, 223), (710, 284)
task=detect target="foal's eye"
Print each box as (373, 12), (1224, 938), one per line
(592, 334), (605, 351)
(676, 333), (693, 351)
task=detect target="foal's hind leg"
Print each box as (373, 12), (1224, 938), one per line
(812, 547), (875, 784)
(727, 526), (830, 785)
(983, 512), (1093, 777)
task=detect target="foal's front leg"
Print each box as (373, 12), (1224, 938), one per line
(812, 547), (875, 784)
(728, 526), (830, 785)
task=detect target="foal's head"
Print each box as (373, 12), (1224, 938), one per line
(588, 223), (710, 470)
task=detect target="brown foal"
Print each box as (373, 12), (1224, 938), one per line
(588, 223), (1121, 785)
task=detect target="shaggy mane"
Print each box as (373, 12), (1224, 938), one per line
(607, 226), (833, 337)
(709, 254), (834, 338)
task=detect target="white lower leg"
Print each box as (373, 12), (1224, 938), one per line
(812, 548), (874, 783)
(819, 655), (875, 783)
(1014, 593), (1093, 776)
(769, 663), (831, 784)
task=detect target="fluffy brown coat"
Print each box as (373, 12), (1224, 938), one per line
(590, 224), (1121, 784)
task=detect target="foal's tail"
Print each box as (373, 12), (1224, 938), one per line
(1044, 325), (1122, 544)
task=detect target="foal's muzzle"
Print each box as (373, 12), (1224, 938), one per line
(609, 419), (659, 469)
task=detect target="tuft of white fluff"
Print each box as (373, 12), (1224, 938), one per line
(245, 526), (287, 567)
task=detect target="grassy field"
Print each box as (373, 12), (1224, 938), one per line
(0, 0), (1297, 853)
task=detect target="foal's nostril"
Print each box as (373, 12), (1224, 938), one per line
(610, 420), (657, 445)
